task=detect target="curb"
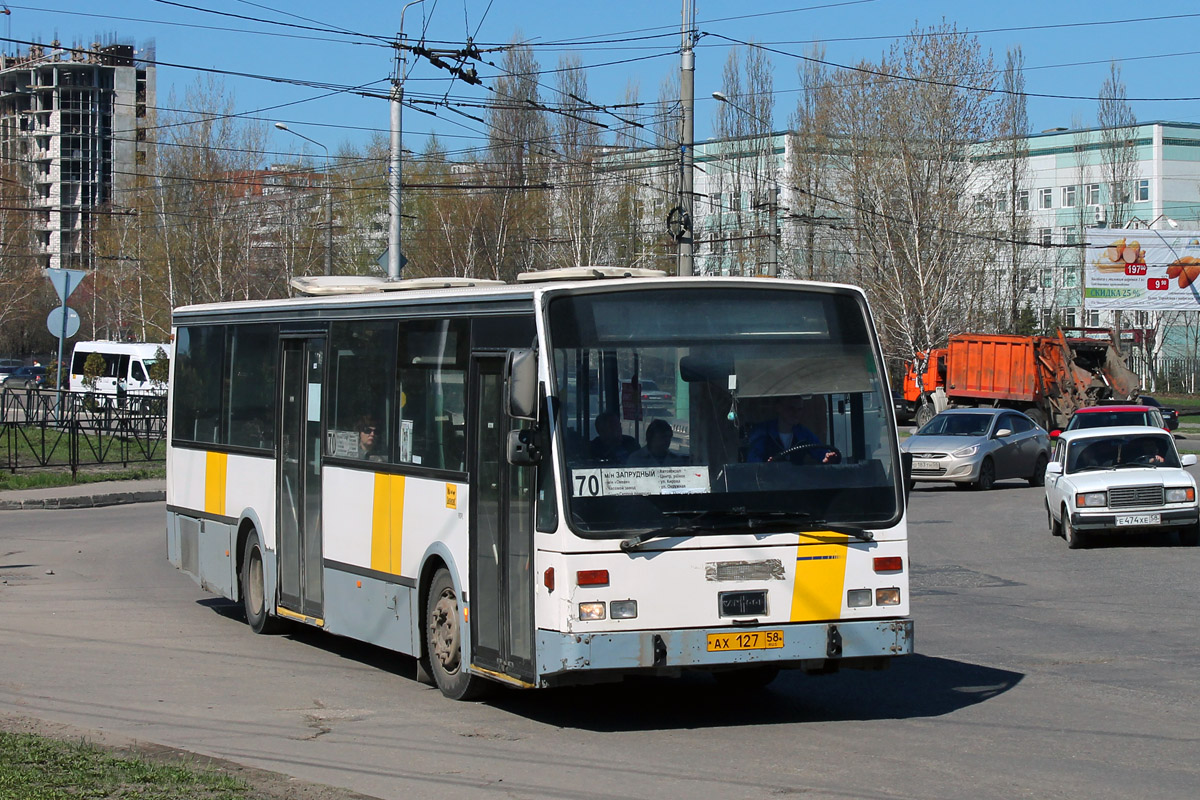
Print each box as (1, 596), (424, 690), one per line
(0, 490), (165, 511)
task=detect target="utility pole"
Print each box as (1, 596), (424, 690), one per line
(388, 0), (424, 281)
(677, 0), (696, 276)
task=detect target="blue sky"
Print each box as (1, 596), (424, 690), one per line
(9, 1), (1200, 160)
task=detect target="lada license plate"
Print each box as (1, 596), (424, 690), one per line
(1116, 513), (1161, 526)
(707, 630), (784, 652)
(913, 460), (938, 470)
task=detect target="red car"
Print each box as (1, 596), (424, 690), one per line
(1052, 405), (1167, 438)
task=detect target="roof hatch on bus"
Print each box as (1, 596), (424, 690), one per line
(516, 266), (667, 282)
(289, 275), (503, 296)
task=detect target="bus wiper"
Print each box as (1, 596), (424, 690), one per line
(620, 524), (694, 552)
(620, 510), (873, 552)
(620, 509), (784, 552)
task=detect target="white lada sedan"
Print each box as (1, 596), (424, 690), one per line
(1044, 426), (1199, 549)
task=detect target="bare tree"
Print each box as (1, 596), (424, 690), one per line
(551, 54), (608, 269)
(712, 44), (776, 276)
(1098, 61), (1137, 228)
(329, 134), (389, 276)
(482, 40), (550, 282)
(148, 76), (270, 308)
(827, 22), (999, 362)
(997, 46), (1032, 332)
(610, 80), (653, 269)
(0, 155), (44, 352)
(787, 42), (836, 281)
(1070, 118), (1093, 329)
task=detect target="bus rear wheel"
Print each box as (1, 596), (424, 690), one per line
(425, 568), (488, 700)
(241, 532), (283, 634)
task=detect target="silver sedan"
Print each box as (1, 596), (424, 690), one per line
(901, 407), (1051, 490)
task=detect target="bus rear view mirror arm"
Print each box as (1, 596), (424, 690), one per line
(505, 348), (538, 420)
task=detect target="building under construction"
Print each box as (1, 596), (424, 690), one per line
(0, 39), (155, 270)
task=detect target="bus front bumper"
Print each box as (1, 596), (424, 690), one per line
(535, 618), (913, 684)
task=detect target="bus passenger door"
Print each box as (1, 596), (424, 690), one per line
(469, 356), (535, 684)
(277, 337), (325, 621)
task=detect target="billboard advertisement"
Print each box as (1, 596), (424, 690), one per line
(1084, 227), (1200, 311)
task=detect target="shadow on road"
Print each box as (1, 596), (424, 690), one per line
(487, 654), (1022, 731)
(197, 604), (1022, 731)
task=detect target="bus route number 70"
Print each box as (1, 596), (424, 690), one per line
(573, 469), (604, 497)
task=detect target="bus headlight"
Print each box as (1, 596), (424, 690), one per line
(1166, 487), (1195, 503)
(876, 588), (901, 606)
(578, 602), (606, 620)
(847, 589), (872, 607)
(609, 600), (638, 619)
(1076, 491), (1107, 508)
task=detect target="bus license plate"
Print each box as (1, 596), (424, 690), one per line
(1116, 513), (1161, 526)
(707, 630), (785, 652)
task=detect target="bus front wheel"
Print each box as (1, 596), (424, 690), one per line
(241, 532), (283, 634)
(425, 568), (488, 700)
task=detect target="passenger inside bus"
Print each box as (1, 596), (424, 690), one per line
(357, 416), (383, 460)
(746, 396), (839, 464)
(589, 410), (637, 463)
(626, 419), (684, 467)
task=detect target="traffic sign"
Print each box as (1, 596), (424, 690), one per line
(47, 306), (80, 339)
(376, 247), (408, 273)
(44, 268), (88, 304)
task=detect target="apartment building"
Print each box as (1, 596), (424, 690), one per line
(0, 40), (155, 270)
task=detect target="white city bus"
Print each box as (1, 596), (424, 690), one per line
(166, 270), (913, 699)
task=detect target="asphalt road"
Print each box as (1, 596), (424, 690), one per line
(2, 483), (1199, 800)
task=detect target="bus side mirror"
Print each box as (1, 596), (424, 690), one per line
(507, 428), (542, 466)
(505, 348), (538, 421)
(902, 451), (913, 501)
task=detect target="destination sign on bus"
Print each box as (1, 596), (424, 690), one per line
(571, 466), (709, 497)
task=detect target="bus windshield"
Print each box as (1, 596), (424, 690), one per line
(547, 286), (900, 537)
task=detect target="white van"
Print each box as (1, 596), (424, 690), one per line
(69, 341), (168, 396)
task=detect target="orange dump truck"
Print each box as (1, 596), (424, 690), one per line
(902, 331), (1139, 430)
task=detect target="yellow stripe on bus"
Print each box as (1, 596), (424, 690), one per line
(371, 473), (406, 575)
(204, 452), (227, 516)
(790, 541), (848, 622)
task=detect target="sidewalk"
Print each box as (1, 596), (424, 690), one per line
(0, 478), (165, 511)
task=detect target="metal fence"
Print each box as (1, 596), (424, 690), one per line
(1, 387), (166, 474)
(1127, 353), (1200, 395)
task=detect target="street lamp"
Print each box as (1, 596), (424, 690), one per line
(711, 91), (778, 277)
(275, 122), (333, 276)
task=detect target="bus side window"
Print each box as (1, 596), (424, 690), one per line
(328, 319), (395, 462)
(397, 319), (468, 470)
(131, 361), (147, 383)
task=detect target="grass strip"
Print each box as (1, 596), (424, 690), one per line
(0, 465), (165, 492)
(0, 730), (258, 799)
